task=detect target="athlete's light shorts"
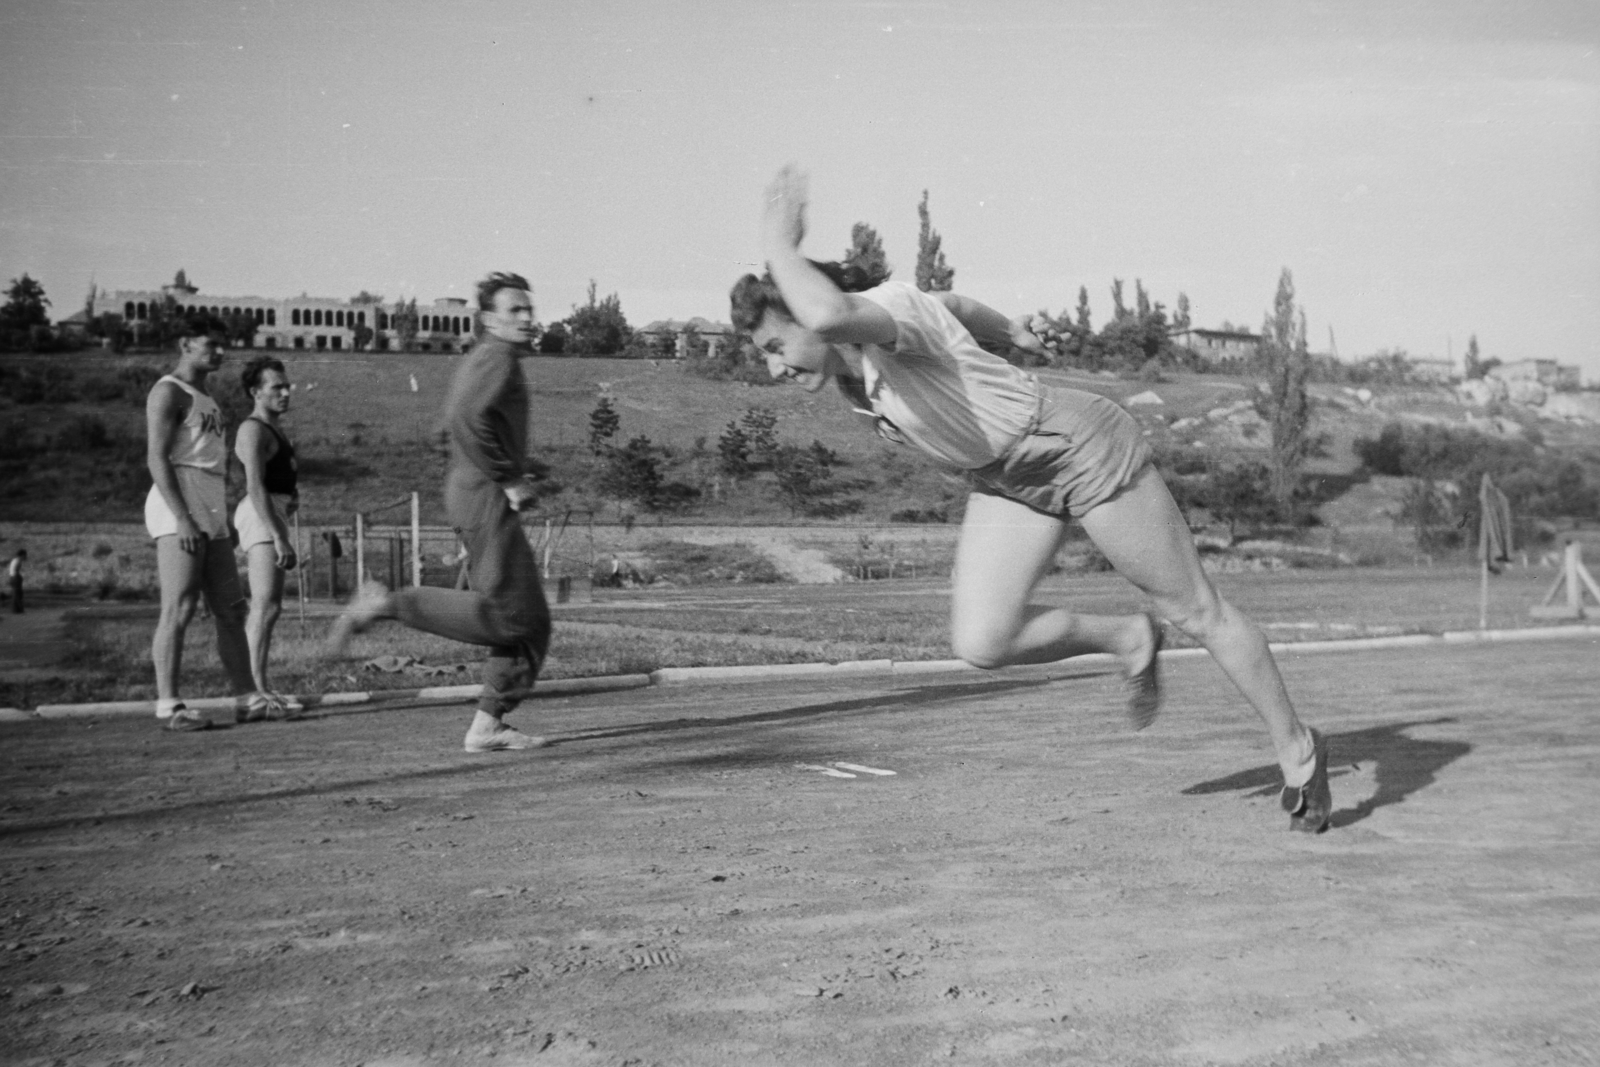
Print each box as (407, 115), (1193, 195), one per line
(144, 468), (229, 540)
(234, 494), (295, 550)
(968, 386), (1151, 520)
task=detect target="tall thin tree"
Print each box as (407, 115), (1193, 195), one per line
(842, 223), (889, 284)
(1257, 268), (1314, 511)
(914, 190), (955, 291)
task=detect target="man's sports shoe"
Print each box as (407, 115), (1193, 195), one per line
(327, 579), (391, 654)
(1281, 728), (1332, 833)
(268, 692), (305, 720)
(164, 704), (210, 732)
(463, 722), (547, 753)
(1125, 613), (1164, 731)
(236, 692), (275, 724)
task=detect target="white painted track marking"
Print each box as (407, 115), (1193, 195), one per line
(795, 763), (856, 778)
(832, 762), (896, 776)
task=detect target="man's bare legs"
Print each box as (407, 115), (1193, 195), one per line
(153, 534), (257, 726)
(949, 468), (1318, 782)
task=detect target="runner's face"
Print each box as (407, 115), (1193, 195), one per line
(482, 287), (536, 345)
(754, 312), (836, 393)
(254, 369), (292, 415)
(182, 337), (224, 374)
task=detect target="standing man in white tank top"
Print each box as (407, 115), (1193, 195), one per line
(144, 332), (262, 731)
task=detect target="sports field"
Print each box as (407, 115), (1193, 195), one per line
(2, 635), (1596, 1066)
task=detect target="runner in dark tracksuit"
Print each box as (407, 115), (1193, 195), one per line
(330, 273), (552, 753)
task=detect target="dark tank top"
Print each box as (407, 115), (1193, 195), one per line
(250, 417), (297, 495)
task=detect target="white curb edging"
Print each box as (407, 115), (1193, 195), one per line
(8, 624), (1597, 723)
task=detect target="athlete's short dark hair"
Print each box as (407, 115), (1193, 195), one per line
(240, 355), (287, 393)
(729, 259), (887, 332)
(477, 272), (531, 312)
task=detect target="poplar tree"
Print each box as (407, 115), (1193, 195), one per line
(842, 223), (889, 284)
(1257, 268), (1314, 511)
(914, 190), (955, 292)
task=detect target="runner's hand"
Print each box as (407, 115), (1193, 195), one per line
(176, 516), (203, 555)
(1008, 315), (1046, 356)
(762, 164), (809, 250)
(273, 535), (297, 571)
(504, 481), (539, 512)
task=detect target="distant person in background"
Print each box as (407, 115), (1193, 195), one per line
(7, 549), (25, 614)
(234, 355), (303, 718)
(145, 332), (273, 732)
(330, 272), (552, 753)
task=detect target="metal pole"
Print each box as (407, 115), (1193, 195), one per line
(411, 492), (422, 587)
(355, 512), (365, 582)
(295, 510), (306, 627)
(1479, 558), (1488, 630)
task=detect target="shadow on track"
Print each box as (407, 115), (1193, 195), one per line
(1180, 717), (1471, 829)
(0, 674), (1084, 837)
(552, 674), (1073, 748)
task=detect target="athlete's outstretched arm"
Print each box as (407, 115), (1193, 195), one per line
(934, 292), (1046, 358)
(760, 165), (896, 346)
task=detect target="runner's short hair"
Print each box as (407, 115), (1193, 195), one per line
(477, 272), (531, 312)
(729, 259), (887, 332)
(240, 355), (288, 393)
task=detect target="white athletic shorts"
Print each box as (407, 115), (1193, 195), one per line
(234, 494), (295, 550)
(144, 468), (229, 540)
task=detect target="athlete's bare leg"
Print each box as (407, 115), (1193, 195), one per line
(950, 490), (1154, 675)
(1077, 465), (1315, 776)
(243, 542), (286, 695)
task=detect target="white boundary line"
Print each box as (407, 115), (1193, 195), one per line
(5, 624), (1596, 723)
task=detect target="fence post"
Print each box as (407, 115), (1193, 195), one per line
(355, 512), (365, 582)
(295, 511), (306, 625)
(411, 492), (422, 587)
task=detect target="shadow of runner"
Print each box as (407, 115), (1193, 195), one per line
(1181, 717), (1471, 830)
(553, 674), (1078, 748)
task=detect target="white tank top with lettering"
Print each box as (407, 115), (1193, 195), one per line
(158, 375), (227, 474)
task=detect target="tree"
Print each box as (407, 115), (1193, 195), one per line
(842, 223), (889, 283)
(1202, 461), (1282, 542)
(914, 190), (955, 292)
(391, 298), (419, 352)
(563, 280), (632, 355)
(717, 420), (752, 477)
(349, 290), (384, 306)
(539, 320), (568, 354)
(1256, 268), (1315, 510)
(771, 440), (844, 517)
(598, 435), (664, 508)
(588, 396), (620, 454)
(1174, 292), (1191, 332)
(739, 407), (779, 466)
(1463, 334), (1491, 380)
(1109, 278), (1128, 322)
(1075, 287), (1092, 332)
(1, 274), (51, 331)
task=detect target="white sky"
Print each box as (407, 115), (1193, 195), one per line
(2, 0), (1597, 378)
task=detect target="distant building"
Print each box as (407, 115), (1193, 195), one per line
(1488, 359), (1582, 390)
(1407, 357), (1457, 384)
(1170, 327), (1260, 363)
(92, 288), (478, 353)
(636, 317), (735, 359)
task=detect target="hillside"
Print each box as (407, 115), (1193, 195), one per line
(3, 351), (1598, 542)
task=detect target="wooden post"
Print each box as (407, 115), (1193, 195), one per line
(1479, 558), (1489, 630)
(1531, 541), (1600, 620)
(411, 492), (422, 587)
(354, 512), (365, 582)
(295, 510), (306, 626)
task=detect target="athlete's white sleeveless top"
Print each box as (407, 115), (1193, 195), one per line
(158, 374), (227, 474)
(850, 282), (1040, 469)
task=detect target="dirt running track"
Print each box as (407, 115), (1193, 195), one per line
(2, 639), (1597, 1066)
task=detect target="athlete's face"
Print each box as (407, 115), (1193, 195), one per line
(253, 369), (292, 416)
(753, 312), (839, 393)
(180, 336), (224, 376)
(482, 287), (536, 346)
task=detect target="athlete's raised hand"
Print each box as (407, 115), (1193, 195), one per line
(762, 164), (809, 252)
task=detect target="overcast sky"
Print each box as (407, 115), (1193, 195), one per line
(2, 0), (1596, 378)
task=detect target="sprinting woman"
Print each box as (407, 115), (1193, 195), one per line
(145, 332), (275, 731)
(233, 356), (303, 718)
(733, 165), (1331, 832)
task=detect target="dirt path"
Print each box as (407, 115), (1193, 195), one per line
(2, 638), (1597, 1065)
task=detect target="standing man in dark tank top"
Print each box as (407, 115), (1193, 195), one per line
(330, 272), (552, 753)
(234, 355), (303, 718)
